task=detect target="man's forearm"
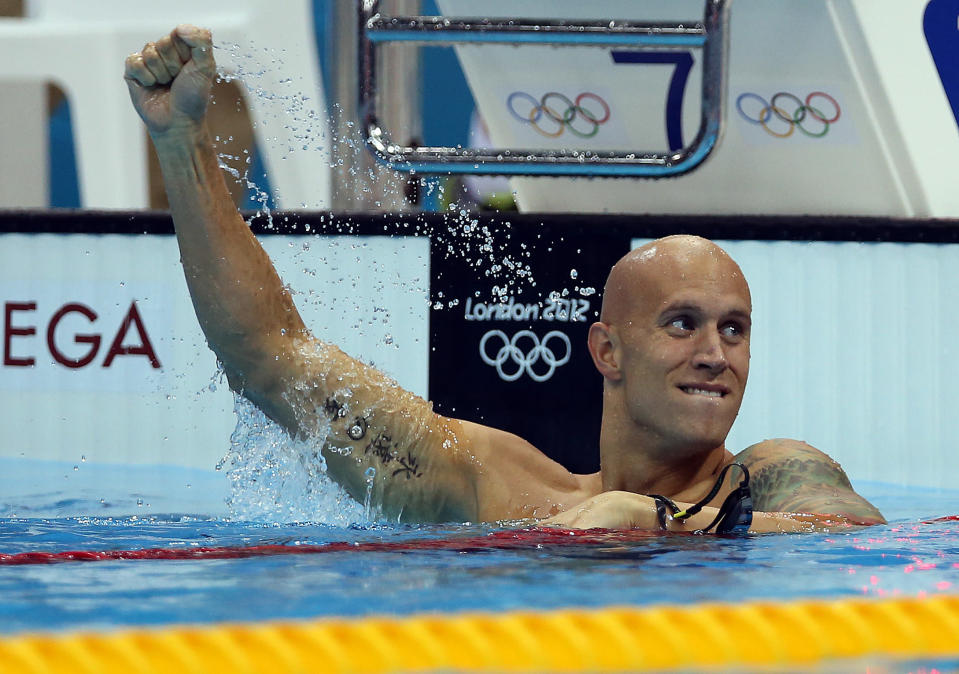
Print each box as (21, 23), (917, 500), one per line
(540, 491), (883, 533)
(665, 503), (880, 534)
(152, 127), (307, 388)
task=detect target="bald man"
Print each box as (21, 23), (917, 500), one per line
(125, 26), (884, 532)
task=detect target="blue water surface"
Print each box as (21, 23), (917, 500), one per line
(0, 463), (956, 637)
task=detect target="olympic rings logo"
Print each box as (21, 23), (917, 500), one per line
(736, 91), (841, 139)
(507, 91), (611, 139)
(479, 329), (572, 383)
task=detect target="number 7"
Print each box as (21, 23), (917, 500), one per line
(611, 51), (695, 152)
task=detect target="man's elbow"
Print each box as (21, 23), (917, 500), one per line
(790, 510), (887, 532)
(212, 333), (296, 389)
(839, 512), (887, 527)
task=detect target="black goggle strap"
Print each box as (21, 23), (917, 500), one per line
(648, 494), (679, 530)
(648, 463), (752, 534)
(710, 484), (753, 534)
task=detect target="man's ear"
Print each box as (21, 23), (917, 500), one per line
(587, 322), (622, 381)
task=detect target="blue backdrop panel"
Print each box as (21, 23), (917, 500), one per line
(925, 0), (959, 134)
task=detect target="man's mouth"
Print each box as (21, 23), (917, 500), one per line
(679, 386), (727, 398)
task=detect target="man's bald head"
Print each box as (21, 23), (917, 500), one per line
(588, 235), (753, 465)
(600, 235), (751, 326)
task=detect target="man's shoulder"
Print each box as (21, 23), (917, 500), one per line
(733, 438), (846, 472)
(731, 438), (854, 513)
(463, 421), (600, 520)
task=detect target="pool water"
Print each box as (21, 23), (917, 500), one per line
(0, 478), (956, 637)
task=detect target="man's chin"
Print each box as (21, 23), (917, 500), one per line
(677, 400), (739, 440)
(673, 420), (736, 455)
(676, 436), (729, 457)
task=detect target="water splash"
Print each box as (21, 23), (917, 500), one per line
(218, 397), (367, 526)
(210, 39), (539, 299)
(212, 39), (331, 224)
(362, 466), (377, 520)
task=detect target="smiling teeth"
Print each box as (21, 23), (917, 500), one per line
(682, 387), (723, 398)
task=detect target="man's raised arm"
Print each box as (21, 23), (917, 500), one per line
(125, 26), (302, 403)
(123, 25), (481, 521)
(123, 26), (586, 524)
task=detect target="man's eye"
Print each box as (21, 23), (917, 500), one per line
(721, 323), (744, 338)
(668, 317), (694, 332)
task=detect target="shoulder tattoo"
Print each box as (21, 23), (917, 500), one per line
(738, 442), (883, 523)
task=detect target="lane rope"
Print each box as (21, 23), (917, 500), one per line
(0, 596), (956, 673)
(0, 528), (659, 566)
(3, 515), (955, 565)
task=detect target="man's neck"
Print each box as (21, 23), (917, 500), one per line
(598, 405), (734, 499)
(601, 446), (733, 500)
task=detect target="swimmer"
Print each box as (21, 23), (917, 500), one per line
(124, 25), (885, 532)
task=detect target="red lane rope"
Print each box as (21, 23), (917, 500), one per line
(0, 528), (657, 566)
(5, 517), (954, 566)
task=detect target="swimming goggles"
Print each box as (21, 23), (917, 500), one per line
(648, 462), (753, 534)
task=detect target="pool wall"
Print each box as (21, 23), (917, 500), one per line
(1, 211), (957, 506)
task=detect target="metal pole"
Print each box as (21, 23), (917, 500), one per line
(331, 0), (420, 211)
(377, 0), (422, 208)
(358, 0), (730, 178)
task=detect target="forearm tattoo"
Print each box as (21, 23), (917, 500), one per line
(347, 417), (369, 441)
(323, 397), (347, 421)
(366, 432), (424, 480)
(322, 397), (424, 480)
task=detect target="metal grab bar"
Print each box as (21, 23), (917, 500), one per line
(359, 0), (731, 178)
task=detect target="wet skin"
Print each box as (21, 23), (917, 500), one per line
(125, 26), (884, 531)
(584, 237), (751, 501)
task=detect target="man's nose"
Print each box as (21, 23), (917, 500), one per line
(691, 329), (728, 372)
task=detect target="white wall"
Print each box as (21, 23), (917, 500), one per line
(0, 233), (430, 470)
(3, 232), (957, 490)
(634, 238), (959, 490)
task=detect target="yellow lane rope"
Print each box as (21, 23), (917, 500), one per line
(1, 595), (957, 673)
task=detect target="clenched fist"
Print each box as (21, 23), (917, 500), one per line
(124, 24), (216, 138)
